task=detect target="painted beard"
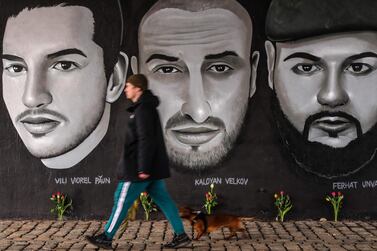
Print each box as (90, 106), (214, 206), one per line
(16, 91), (107, 159)
(271, 92), (377, 179)
(164, 103), (246, 172)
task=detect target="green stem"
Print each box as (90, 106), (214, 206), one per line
(331, 201), (338, 221)
(58, 213), (63, 221)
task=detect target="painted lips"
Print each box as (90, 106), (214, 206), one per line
(313, 116), (352, 134)
(172, 126), (220, 146)
(20, 116), (60, 136)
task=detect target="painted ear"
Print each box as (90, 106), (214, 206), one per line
(106, 51), (129, 103)
(131, 56), (139, 74)
(249, 51), (260, 98)
(265, 40), (276, 90)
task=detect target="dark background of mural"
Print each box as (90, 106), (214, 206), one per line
(0, 0), (376, 220)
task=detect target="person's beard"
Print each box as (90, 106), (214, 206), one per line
(164, 102), (247, 172)
(271, 91), (377, 179)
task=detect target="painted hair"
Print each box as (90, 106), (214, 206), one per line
(0, 0), (124, 80)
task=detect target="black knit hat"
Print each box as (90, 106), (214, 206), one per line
(266, 0), (377, 42)
(126, 74), (148, 91)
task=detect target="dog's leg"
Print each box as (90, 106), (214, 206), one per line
(240, 227), (248, 239)
(238, 221), (248, 239)
(196, 226), (204, 240)
(195, 225), (205, 240)
(225, 226), (242, 240)
(225, 232), (236, 240)
(195, 230), (205, 240)
(193, 220), (206, 240)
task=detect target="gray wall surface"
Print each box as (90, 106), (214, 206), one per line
(0, 0), (376, 220)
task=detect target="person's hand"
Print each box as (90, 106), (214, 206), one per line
(138, 172), (150, 180)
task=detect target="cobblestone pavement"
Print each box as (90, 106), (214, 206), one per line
(0, 219), (376, 250)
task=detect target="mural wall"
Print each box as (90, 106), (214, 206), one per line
(0, 0), (376, 220)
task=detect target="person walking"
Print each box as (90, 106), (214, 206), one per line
(86, 74), (190, 249)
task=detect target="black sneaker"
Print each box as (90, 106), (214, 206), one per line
(86, 232), (113, 250)
(163, 233), (191, 248)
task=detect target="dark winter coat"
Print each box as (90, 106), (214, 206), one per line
(117, 90), (170, 182)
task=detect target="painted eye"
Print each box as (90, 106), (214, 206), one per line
(345, 63), (373, 75)
(207, 64), (233, 73)
(5, 64), (26, 74)
(53, 61), (79, 71)
(154, 66), (181, 74)
(292, 64), (322, 75)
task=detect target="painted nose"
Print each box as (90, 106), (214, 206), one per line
(22, 69), (52, 108)
(180, 71), (211, 123)
(181, 101), (211, 124)
(317, 69), (349, 108)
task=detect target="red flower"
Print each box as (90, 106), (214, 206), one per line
(331, 192), (336, 197)
(280, 191), (284, 196)
(141, 192), (148, 197)
(338, 192), (341, 196)
(57, 192), (61, 196)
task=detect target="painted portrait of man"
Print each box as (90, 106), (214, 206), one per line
(131, 0), (259, 171)
(265, 0), (377, 178)
(1, 0), (128, 169)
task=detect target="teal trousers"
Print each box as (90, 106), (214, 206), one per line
(104, 180), (185, 239)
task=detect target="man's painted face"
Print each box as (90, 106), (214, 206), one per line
(138, 8), (253, 170)
(272, 32), (377, 148)
(2, 6), (108, 158)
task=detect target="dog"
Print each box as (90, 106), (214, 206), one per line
(179, 206), (248, 240)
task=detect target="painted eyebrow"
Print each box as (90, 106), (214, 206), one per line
(283, 52), (321, 62)
(1, 54), (24, 62)
(47, 48), (87, 59)
(146, 54), (179, 63)
(204, 51), (239, 60)
(345, 52), (377, 62)
(1, 49), (87, 62)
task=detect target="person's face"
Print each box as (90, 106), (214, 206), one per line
(124, 82), (140, 101)
(2, 6), (108, 158)
(268, 32), (377, 148)
(138, 8), (255, 169)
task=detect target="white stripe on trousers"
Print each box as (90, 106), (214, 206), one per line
(107, 182), (131, 233)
